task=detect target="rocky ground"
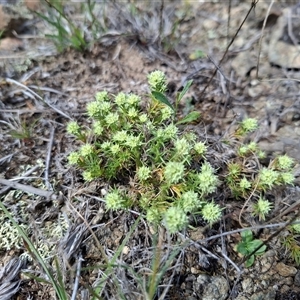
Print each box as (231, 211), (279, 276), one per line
(1, 1), (300, 299)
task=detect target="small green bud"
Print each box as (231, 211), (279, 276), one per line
(164, 161), (185, 184)
(252, 197), (273, 221)
(113, 131), (128, 142)
(248, 142), (257, 152)
(68, 152), (81, 165)
(82, 170), (94, 181)
(67, 121), (81, 135)
(105, 190), (127, 210)
(238, 145), (249, 156)
(179, 191), (200, 213)
(125, 134), (141, 148)
(86, 101), (101, 118)
(156, 128), (166, 140)
(105, 112), (119, 126)
(277, 155), (294, 170)
(239, 177), (251, 190)
(280, 172), (294, 185)
(258, 168), (279, 189)
(239, 118), (258, 134)
(185, 132), (197, 142)
(194, 141), (207, 156)
(110, 144), (121, 155)
(137, 166), (151, 181)
(291, 220), (300, 233)
(146, 207), (161, 223)
(164, 207), (188, 233)
(148, 70), (167, 92)
(93, 121), (104, 135)
(258, 150), (266, 159)
(201, 202), (222, 225)
(128, 107), (138, 118)
(127, 94), (140, 106)
(80, 144), (94, 157)
(139, 113), (148, 123)
(115, 92), (127, 106)
(197, 162), (218, 194)
(160, 106), (174, 121)
(228, 163), (241, 177)
(95, 91), (109, 102)
(101, 141), (112, 150)
(164, 124), (178, 139)
(146, 121), (155, 131)
(174, 138), (190, 157)
(98, 101), (111, 112)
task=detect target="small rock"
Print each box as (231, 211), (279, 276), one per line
(194, 274), (228, 300)
(262, 250), (277, 258)
(241, 278), (254, 294)
(122, 246), (130, 255)
(294, 271), (300, 286)
(24, 0), (41, 11)
(250, 290), (276, 300)
(234, 297), (248, 300)
(268, 5), (300, 68)
(280, 284), (291, 294)
(275, 262), (297, 277)
(190, 267), (200, 274)
(258, 140), (284, 153)
(231, 51), (256, 78)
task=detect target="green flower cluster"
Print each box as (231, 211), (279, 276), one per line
(236, 118), (258, 136)
(67, 71), (223, 233)
(226, 120), (295, 222)
(227, 154), (294, 203)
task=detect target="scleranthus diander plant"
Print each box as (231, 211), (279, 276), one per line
(67, 71), (295, 236)
(67, 70), (221, 233)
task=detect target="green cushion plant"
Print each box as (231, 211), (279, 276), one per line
(67, 70), (295, 235)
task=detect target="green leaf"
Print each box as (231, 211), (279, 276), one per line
(241, 229), (253, 243)
(151, 91), (174, 111)
(255, 245), (267, 255)
(176, 80), (193, 104)
(245, 255), (255, 267)
(250, 239), (262, 249)
(176, 111), (201, 125)
(250, 240), (266, 255)
(236, 242), (249, 256)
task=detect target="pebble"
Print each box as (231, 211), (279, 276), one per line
(294, 271), (300, 286)
(275, 262), (298, 277)
(194, 275), (228, 300)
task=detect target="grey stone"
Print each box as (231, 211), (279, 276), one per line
(250, 290), (276, 300)
(194, 274), (228, 300)
(294, 271), (300, 287)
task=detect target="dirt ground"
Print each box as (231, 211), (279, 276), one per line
(1, 1), (300, 299)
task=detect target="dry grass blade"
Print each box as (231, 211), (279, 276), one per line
(0, 258), (24, 282)
(0, 178), (60, 201)
(0, 281), (20, 300)
(0, 202), (68, 300)
(59, 223), (88, 263)
(0, 257), (25, 300)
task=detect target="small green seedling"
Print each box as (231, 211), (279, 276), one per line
(236, 229), (266, 267)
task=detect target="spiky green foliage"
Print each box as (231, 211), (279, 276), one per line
(67, 71), (222, 232)
(67, 71), (295, 235)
